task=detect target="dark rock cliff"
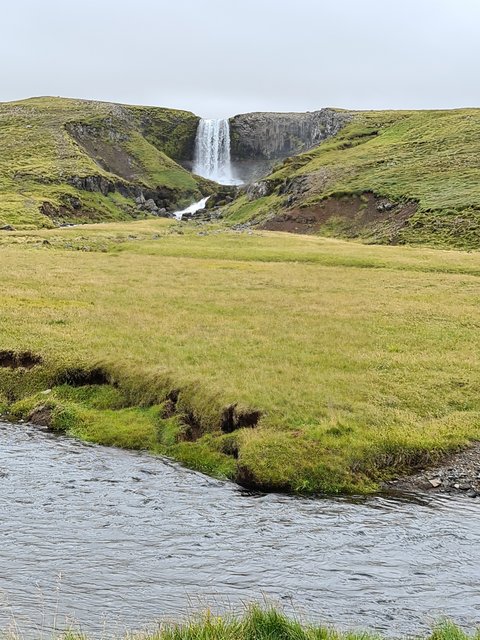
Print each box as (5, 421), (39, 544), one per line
(229, 109), (351, 181)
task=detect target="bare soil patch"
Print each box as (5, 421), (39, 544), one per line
(0, 351), (43, 369)
(262, 193), (417, 241)
(55, 367), (110, 387)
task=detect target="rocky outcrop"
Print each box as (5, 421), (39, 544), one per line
(67, 121), (141, 183)
(229, 109), (351, 181)
(40, 173), (180, 221)
(66, 174), (177, 209)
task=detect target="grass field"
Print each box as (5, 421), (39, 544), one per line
(0, 219), (479, 494)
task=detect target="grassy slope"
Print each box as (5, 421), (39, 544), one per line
(57, 607), (479, 640)
(1, 220), (479, 494)
(225, 109), (480, 249)
(0, 97), (203, 229)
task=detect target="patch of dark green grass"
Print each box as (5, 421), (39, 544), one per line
(53, 606), (480, 640)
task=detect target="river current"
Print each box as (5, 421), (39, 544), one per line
(0, 422), (479, 637)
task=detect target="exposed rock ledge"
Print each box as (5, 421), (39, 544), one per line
(229, 109), (351, 181)
(261, 193), (418, 243)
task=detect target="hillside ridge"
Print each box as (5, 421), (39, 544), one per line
(224, 107), (480, 249)
(0, 96), (209, 229)
(3, 98), (480, 249)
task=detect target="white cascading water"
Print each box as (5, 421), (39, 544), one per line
(172, 118), (239, 220)
(193, 118), (239, 185)
(173, 196), (209, 220)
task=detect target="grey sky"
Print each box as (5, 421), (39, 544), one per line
(2, 0), (479, 117)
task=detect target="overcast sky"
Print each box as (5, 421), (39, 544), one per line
(2, 0), (479, 117)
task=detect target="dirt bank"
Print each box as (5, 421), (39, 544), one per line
(262, 193), (417, 241)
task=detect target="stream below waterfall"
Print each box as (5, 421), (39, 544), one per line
(1, 422), (479, 637)
(173, 196), (210, 220)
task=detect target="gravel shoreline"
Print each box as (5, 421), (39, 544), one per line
(384, 443), (480, 498)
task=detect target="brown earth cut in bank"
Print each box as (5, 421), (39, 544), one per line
(262, 193), (417, 241)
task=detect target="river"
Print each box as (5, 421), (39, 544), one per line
(0, 422), (479, 637)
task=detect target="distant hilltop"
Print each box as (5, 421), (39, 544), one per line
(1, 97), (480, 249)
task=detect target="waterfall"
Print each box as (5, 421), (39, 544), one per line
(193, 118), (239, 185)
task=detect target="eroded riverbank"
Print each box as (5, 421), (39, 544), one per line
(1, 224), (480, 495)
(1, 422), (480, 638)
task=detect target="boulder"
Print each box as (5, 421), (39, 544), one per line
(143, 199), (158, 213)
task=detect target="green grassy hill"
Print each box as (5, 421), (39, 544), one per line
(0, 96), (207, 229)
(225, 109), (480, 249)
(5, 101), (480, 247)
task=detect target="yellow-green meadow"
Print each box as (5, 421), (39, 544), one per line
(1, 219), (479, 493)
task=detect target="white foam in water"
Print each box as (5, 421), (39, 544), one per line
(173, 196), (210, 220)
(193, 118), (241, 185)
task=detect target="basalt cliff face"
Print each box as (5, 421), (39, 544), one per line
(229, 109), (351, 182)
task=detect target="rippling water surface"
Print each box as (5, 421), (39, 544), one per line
(1, 422), (479, 637)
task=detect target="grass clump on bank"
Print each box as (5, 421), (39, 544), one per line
(0, 220), (479, 494)
(55, 606), (480, 640)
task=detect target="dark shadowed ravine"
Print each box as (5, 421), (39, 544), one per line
(1, 422), (479, 638)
